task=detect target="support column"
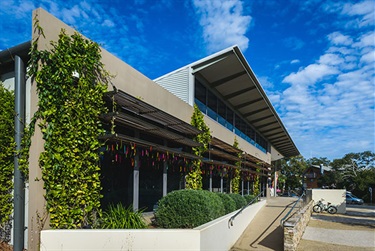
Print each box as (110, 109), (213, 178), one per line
(247, 181), (250, 195)
(209, 169), (212, 192)
(14, 55), (25, 251)
(133, 132), (140, 211)
(220, 176), (223, 193)
(163, 162), (167, 197)
(241, 180), (244, 196)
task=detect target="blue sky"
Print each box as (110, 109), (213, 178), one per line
(0, 0), (374, 161)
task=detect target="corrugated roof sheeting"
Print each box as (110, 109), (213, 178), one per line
(154, 67), (190, 104)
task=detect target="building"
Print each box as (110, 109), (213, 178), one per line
(0, 8), (299, 250)
(304, 165), (332, 189)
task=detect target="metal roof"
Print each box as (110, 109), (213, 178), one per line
(189, 46), (299, 158)
(0, 41), (31, 75)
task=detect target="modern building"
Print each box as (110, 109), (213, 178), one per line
(0, 8), (299, 251)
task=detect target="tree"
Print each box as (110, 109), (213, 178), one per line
(306, 157), (330, 166)
(280, 156), (308, 192)
(331, 151), (375, 197)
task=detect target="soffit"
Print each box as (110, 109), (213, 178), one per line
(191, 46), (299, 158)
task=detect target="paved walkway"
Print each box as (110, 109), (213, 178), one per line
(231, 197), (298, 251)
(298, 204), (375, 250)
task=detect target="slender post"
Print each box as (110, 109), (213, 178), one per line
(163, 162), (167, 197)
(220, 176), (223, 193)
(209, 169), (212, 192)
(241, 180), (244, 195)
(14, 55), (25, 251)
(163, 140), (167, 196)
(133, 132), (140, 211)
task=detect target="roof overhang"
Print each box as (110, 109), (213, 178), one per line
(189, 46), (299, 158)
(0, 41), (31, 75)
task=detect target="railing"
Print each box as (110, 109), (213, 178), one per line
(280, 192), (306, 226)
(228, 191), (264, 228)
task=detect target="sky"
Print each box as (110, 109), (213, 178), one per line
(0, 0), (374, 161)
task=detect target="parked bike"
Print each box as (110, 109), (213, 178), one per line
(313, 199), (337, 214)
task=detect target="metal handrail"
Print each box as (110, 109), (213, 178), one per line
(228, 191), (264, 228)
(280, 192), (305, 226)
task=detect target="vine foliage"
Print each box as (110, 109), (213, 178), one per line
(0, 83), (15, 236)
(28, 25), (110, 228)
(231, 137), (241, 194)
(186, 104), (211, 190)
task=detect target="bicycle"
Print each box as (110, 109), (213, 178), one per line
(313, 199), (337, 214)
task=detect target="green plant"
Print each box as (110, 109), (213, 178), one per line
(216, 193), (236, 214)
(28, 25), (110, 229)
(101, 204), (146, 229)
(231, 137), (241, 194)
(0, 83), (15, 231)
(155, 189), (224, 228)
(186, 104), (211, 190)
(227, 193), (247, 210)
(243, 194), (256, 204)
(253, 168), (260, 195)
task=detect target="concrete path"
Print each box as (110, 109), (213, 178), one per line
(231, 197), (298, 251)
(302, 227), (375, 248)
(298, 204), (375, 250)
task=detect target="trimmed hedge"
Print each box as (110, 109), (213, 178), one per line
(155, 189), (225, 228)
(216, 193), (236, 214)
(243, 194), (256, 204)
(227, 193), (247, 209)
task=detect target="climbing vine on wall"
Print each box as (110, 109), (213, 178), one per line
(253, 168), (260, 195)
(28, 23), (110, 228)
(0, 83), (15, 232)
(231, 137), (241, 194)
(186, 104), (211, 190)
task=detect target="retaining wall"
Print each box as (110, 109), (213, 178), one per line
(283, 200), (314, 251)
(40, 199), (266, 251)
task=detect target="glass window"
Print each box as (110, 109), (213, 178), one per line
(195, 80), (206, 104)
(207, 89), (217, 113)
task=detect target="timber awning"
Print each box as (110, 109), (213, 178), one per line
(190, 46), (299, 158)
(105, 89), (201, 136)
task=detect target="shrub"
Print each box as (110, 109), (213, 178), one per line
(201, 190), (225, 218)
(101, 204), (146, 229)
(155, 189), (225, 228)
(216, 193), (236, 214)
(243, 194), (256, 204)
(227, 193), (247, 209)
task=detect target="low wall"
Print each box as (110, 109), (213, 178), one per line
(308, 189), (346, 214)
(283, 200), (314, 251)
(40, 199), (266, 251)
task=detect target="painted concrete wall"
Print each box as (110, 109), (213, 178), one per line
(40, 200), (266, 251)
(308, 189), (346, 214)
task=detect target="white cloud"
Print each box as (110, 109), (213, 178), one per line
(282, 63), (339, 86)
(327, 31), (353, 45)
(290, 59), (300, 64)
(360, 50), (375, 63)
(192, 0), (252, 53)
